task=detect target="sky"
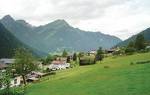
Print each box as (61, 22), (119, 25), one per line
(0, 0), (150, 40)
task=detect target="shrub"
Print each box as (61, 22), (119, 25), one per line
(125, 47), (136, 55)
(0, 89), (25, 95)
(79, 56), (96, 66)
(136, 60), (150, 64)
(104, 66), (110, 68)
(130, 62), (134, 65)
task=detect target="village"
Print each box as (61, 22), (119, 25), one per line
(0, 43), (150, 95)
(0, 47), (121, 89)
(0, 56), (71, 89)
(1, 44), (150, 90)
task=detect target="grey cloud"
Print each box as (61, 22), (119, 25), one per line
(44, 0), (132, 20)
(16, 0), (131, 21)
(0, 0), (150, 40)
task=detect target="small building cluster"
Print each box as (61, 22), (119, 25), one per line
(0, 57), (71, 89)
(0, 58), (23, 89)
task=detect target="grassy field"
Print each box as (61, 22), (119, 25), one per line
(26, 52), (150, 95)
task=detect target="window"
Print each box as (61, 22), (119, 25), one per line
(14, 79), (17, 84)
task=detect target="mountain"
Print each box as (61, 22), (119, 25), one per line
(0, 22), (46, 58)
(0, 22), (26, 58)
(0, 15), (122, 54)
(117, 28), (150, 47)
(0, 15), (38, 49)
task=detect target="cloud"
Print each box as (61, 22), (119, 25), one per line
(0, 0), (150, 40)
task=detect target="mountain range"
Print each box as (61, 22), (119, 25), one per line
(117, 28), (150, 47)
(0, 15), (122, 56)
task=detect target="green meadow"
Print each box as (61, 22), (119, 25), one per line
(26, 52), (150, 95)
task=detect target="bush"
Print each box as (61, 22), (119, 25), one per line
(0, 89), (25, 95)
(130, 62), (134, 65)
(79, 56), (96, 66)
(104, 66), (110, 68)
(136, 60), (150, 64)
(125, 47), (136, 55)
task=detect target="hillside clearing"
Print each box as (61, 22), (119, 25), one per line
(26, 52), (150, 95)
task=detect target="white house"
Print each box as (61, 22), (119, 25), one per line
(0, 76), (22, 90)
(49, 60), (70, 70)
(10, 76), (22, 87)
(146, 46), (150, 49)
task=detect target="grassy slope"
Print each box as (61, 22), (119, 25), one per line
(26, 52), (150, 95)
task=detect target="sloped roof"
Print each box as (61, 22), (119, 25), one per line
(52, 60), (65, 64)
(0, 58), (15, 64)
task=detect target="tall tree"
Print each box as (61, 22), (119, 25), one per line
(96, 47), (104, 61)
(67, 56), (71, 63)
(135, 34), (146, 50)
(128, 41), (135, 48)
(73, 53), (77, 61)
(13, 48), (37, 86)
(125, 41), (136, 54)
(62, 49), (68, 57)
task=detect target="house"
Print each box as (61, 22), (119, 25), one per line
(26, 71), (50, 82)
(56, 57), (67, 62)
(0, 75), (23, 89)
(0, 58), (15, 70)
(0, 58), (15, 64)
(26, 72), (40, 82)
(26, 77), (39, 83)
(10, 76), (23, 87)
(88, 50), (97, 56)
(48, 57), (69, 70)
(146, 46), (150, 49)
(30, 71), (47, 77)
(49, 60), (70, 70)
(106, 47), (120, 54)
(0, 58), (15, 71)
